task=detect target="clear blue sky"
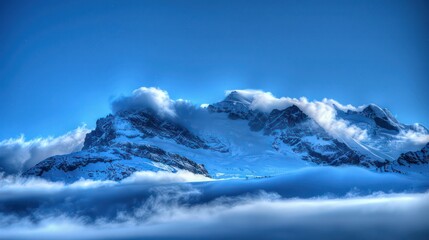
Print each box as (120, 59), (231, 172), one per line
(0, 0), (428, 139)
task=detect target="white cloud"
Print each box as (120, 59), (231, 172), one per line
(0, 126), (90, 175)
(0, 173), (65, 192)
(0, 172), (118, 194)
(121, 170), (213, 184)
(226, 89), (368, 141)
(0, 170), (211, 195)
(0, 166), (427, 239)
(224, 89), (429, 147)
(397, 127), (429, 145)
(0, 191), (428, 240)
(111, 87), (177, 117)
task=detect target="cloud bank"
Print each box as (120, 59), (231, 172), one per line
(0, 126), (90, 175)
(2, 193), (428, 240)
(0, 176), (428, 239)
(0, 166), (427, 239)
(121, 170), (213, 184)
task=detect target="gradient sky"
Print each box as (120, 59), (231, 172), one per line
(0, 0), (428, 139)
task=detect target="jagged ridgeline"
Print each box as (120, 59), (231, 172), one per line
(25, 90), (429, 182)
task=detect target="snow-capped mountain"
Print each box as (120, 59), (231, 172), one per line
(24, 90), (429, 182)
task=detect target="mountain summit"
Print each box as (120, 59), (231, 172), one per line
(24, 89), (429, 182)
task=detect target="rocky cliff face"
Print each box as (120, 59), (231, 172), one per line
(83, 110), (214, 151)
(250, 105), (366, 166)
(24, 143), (209, 182)
(24, 110), (212, 182)
(397, 143), (429, 166)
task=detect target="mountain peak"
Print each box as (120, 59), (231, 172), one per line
(361, 104), (399, 131)
(362, 104), (386, 117)
(264, 105), (309, 131)
(284, 104), (305, 115)
(361, 104), (397, 122)
(223, 90), (254, 105)
(207, 90), (258, 119)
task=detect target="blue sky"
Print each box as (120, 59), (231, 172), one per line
(0, 0), (428, 139)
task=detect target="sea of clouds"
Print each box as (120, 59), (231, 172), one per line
(0, 167), (428, 240)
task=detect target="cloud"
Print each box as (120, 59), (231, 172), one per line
(0, 170), (211, 195)
(224, 89), (429, 147)
(0, 126), (90, 175)
(111, 87), (176, 117)
(397, 127), (429, 145)
(0, 174), (116, 194)
(226, 89), (368, 141)
(124, 192), (429, 240)
(0, 166), (427, 239)
(121, 170), (213, 184)
(0, 189), (428, 240)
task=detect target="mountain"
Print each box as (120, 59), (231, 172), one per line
(24, 91), (429, 182)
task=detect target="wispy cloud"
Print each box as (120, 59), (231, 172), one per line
(226, 89), (368, 141)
